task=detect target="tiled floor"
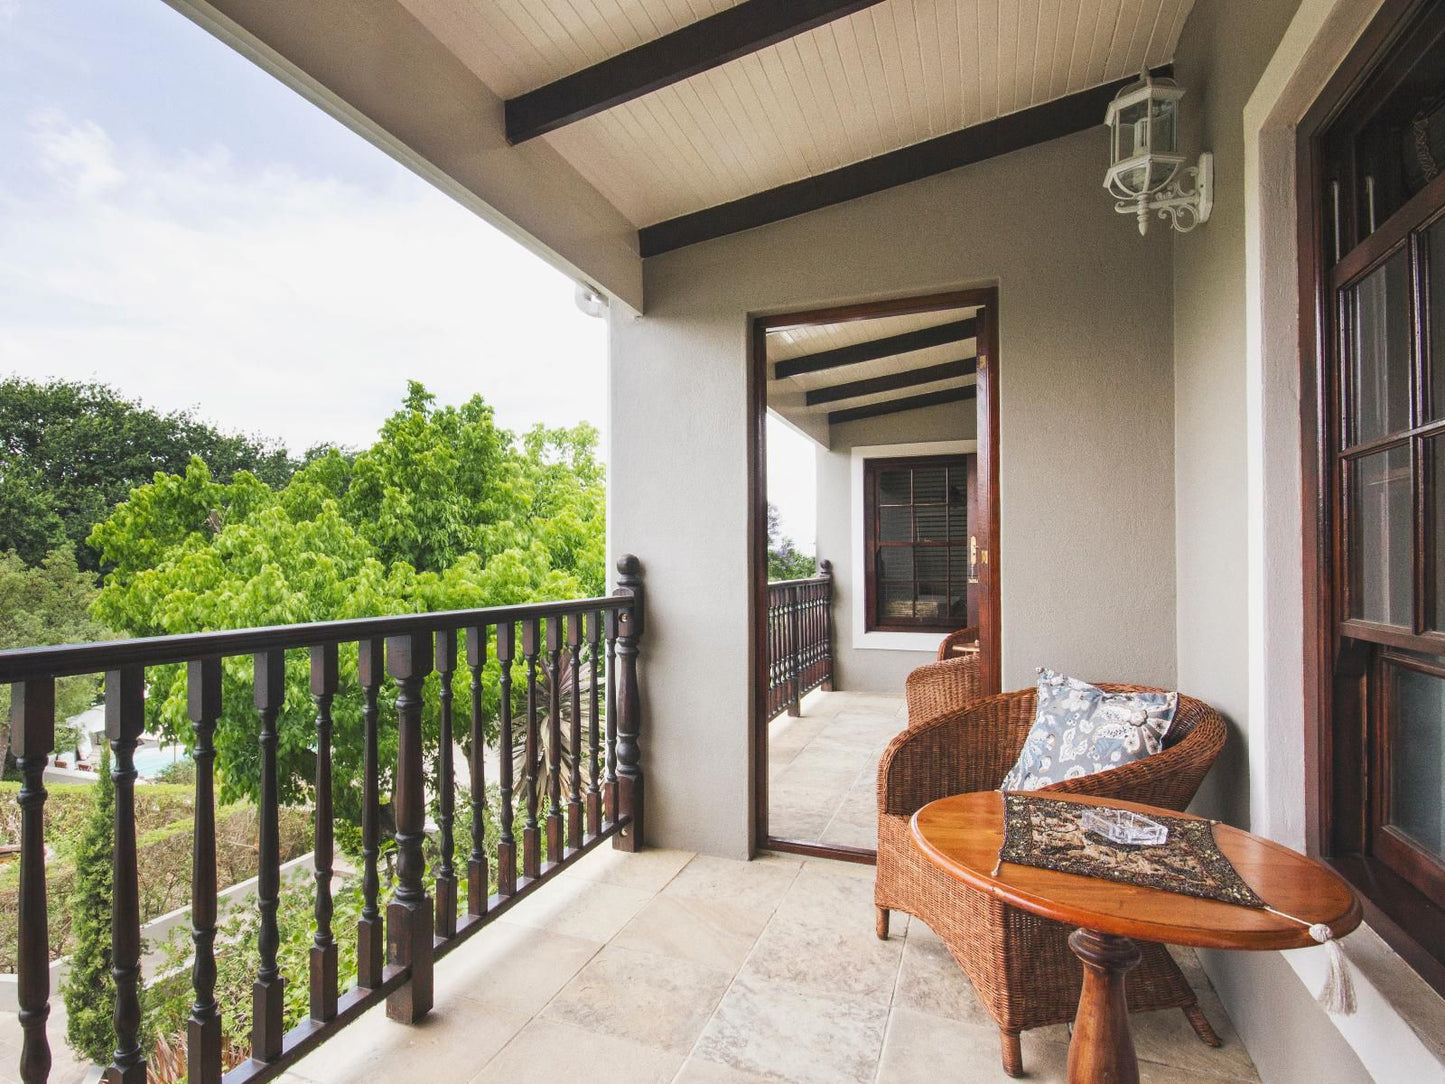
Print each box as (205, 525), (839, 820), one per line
(272, 844), (1258, 1084)
(767, 690), (906, 848)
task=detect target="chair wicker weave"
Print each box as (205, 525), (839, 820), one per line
(935, 626), (980, 661)
(904, 652), (984, 729)
(875, 684), (1227, 1077)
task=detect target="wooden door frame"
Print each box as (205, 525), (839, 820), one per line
(748, 286), (1003, 859)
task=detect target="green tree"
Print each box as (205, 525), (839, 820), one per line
(61, 748), (125, 1064)
(0, 547), (107, 759)
(87, 385), (605, 822)
(0, 377), (296, 567)
(767, 503), (817, 580)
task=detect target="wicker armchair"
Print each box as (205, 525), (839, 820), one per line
(904, 652), (984, 728)
(875, 685), (1227, 1077)
(936, 626), (980, 660)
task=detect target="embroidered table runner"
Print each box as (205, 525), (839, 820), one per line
(998, 794), (1264, 907)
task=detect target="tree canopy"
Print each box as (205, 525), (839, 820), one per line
(88, 382), (606, 818)
(767, 503), (817, 581)
(0, 377), (296, 567)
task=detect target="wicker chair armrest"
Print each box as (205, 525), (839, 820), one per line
(877, 693), (1036, 816)
(935, 626), (980, 661)
(904, 654), (985, 729)
(1038, 709), (1227, 813)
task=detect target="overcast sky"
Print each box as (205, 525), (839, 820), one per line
(0, 0), (817, 549)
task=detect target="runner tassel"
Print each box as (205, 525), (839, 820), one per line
(1263, 907), (1356, 1015)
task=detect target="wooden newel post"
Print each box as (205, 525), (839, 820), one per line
(612, 554), (644, 852)
(385, 632), (434, 1024)
(11, 680), (54, 1084)
(818, 559), (834, 691)
(105, 666), (147, 1083)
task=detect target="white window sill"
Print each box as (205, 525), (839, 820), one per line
(854, 630), (945, 652)
(1280, 922), (1445, 1079)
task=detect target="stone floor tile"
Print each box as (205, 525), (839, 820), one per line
(693, 971), (889, 1084)
(497, 872), (652, 942)
(289, 997), (526, 1084)
(771, 859), (882, 936)
(434, 918), (603, 1016)
(877, 1005), (1071, 1083)
(673, 1055), (783, 1083)
(892, 934), (996, 1030)
(665, 853), (802, 912)
(542, 944), (732, 1054)
(1130, 1005), (1258, 1081)
(612, 893), (771, 972)
(740, 907), (904, 1002)
(476, 1017), (682, 1083)
(560, 843), (695, 893)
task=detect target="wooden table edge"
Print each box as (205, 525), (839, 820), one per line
(910, 792), (1364, 952)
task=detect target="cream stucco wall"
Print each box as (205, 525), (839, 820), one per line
(813, 401), (976, 693)
(611, 127), (1177, 857)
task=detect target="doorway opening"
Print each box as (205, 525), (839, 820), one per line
(749, 288), (1001, 861)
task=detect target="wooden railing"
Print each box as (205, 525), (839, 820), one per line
(1, 555), (645, 1084)
(765, 561), (833, 720)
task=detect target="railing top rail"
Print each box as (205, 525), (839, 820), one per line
(0, 593), (633, 683)
(766, 574), (830, 589)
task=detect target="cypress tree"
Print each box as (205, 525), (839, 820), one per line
(62, 746), (117, 1064)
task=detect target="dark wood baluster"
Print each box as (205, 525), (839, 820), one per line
(585, 611), (602, 837)
(613, 555), (645, 852)
(187, 658), (223, 1084)
(464, 627), (488, 917)
(356, 639), (384, 989)
(385, 633), (434, 1024)
(544, 618), (564, 866)
(521, 618), (542, 880)
(788, 584), (802, 716)
(567, 614), (584, 853)
(494, 623), (517, 896)
(604, 609), (619, 824)
(309, 644), (339, 1022)
(105, 665), (147, 1082)
(252, 650), (285, 1062)
(819, 559), (834, 691)
(10, 680), (53, 1084)
(434, 630), (458, 938)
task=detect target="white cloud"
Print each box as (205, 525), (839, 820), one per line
(0, 0), (18, 23)
(29, 109), (125, 197)
(0, 112), (607, 455)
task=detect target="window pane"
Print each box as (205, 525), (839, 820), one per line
(951, 544), (972, 582)
(916, 505), (948, 542)
(915, 582), (947, 620)
(878, 470), (910, 504)
(916, 547), (948, 580)
(1389, 665), (1445, 862)
(948, 584), (969, 619)
(1349, 445), (1413, 625)
(1430, 218), (1445, 421)
(946, 470), (967, 506)
(879, 547), (913, 580)
(948, 506), (968, 542)
(879, 582), (914, 619)
(879, 506), (911, 542)
(1346, 249), (1412, 444)
(913, 467), (946, 504)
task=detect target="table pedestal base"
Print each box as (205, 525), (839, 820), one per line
(1067, 928), (1141, 1084)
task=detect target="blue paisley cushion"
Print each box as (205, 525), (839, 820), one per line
(999, 670), (1178, 792)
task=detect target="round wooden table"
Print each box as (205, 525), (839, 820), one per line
(911, 791), (1361, 1084)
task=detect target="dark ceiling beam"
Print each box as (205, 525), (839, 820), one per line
(505, 0), (887, 144)
(774, 318), (976, 380)
(805, 357), (976, 406)
(828, 385), (976, 426)
(640, 65), (1171, 256)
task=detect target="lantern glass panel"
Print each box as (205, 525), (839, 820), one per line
(1115, 99), (1150, 161)
(1149, 98), (1178, 153)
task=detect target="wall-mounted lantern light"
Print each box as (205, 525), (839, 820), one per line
(1104, 70), (1213, 235)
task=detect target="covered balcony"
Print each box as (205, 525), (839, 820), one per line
(5, 0), (1445, 1081)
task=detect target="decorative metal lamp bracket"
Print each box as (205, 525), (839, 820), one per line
(1115, 152), (1214, 235)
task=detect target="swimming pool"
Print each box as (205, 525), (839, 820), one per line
(131, 743), (189, 779)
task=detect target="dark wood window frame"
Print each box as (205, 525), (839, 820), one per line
(1300, 0), (1445, 996)
(862, 453), (975, 633)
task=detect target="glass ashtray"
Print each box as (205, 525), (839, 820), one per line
(1081, 807), (1169, 847)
